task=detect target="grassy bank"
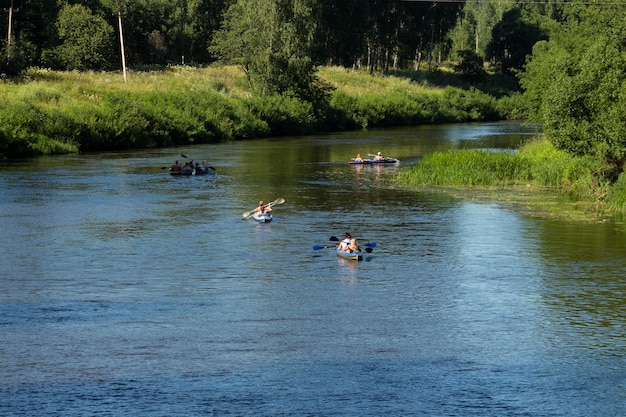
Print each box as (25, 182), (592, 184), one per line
(395, 138), (626, 219)
(0, 65), (522, 158)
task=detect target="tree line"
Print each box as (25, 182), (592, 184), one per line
(1, 0), (556, 77)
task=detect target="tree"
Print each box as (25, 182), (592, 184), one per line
(49, 4), (115, 71)
(210, 0), (319, 98)
(454, 50), (486, 81)
(520, 4), (626, 177)
(449, 0), (515, 60)
(487, 7), (548, 73)
(314, 0), (371, 68)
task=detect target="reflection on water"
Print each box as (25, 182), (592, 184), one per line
(1, 122), (625, 416)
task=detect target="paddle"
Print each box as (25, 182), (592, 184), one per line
(180, 154), (215, 171)
(326, 236), (376, 253)
(242, 198), (285, 220)
(312, 244), (374, 253)
(368, 153), (397, 161)
(312, 245), (333, 250)
(329, 236), (377, 248)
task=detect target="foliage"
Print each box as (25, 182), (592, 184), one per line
(45, 4), (116, 71)
(395, 148), (531, 187)
(247, 94), (316, 135)
(448, 0), (517, 60)
(0, 42), (28, 76)
(440, 87), (499, 121)
(0, 65), (514, 158)
(454, 50), (487, 82)
(396, 137), (614, 206)
(608, 173), (626, 212)
(519, 4), (626, 178)
(210, 0), (318, 99)
(0, 0), (500, 75)
(495, 92), (528, 120)
(487, 6), (548, 73)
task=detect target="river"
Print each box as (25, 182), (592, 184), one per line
(1, 122), (625, 416)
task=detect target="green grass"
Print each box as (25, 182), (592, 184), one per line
(395, 137), (626, 219)
(1, 65), (521, 158)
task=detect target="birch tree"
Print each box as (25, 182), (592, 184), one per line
(211, 0), (318, 98)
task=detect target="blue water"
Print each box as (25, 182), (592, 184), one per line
(2, 123), (625, 416)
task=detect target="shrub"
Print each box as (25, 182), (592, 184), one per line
(608, 172), (626, 211)
(247, 94), (315, 136)
(454, 50), (487, 82)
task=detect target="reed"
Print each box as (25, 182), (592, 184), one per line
(396, 149), (531, 187)
(396, 137), (626, 215)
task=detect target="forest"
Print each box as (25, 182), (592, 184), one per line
(1, 0), (558, 76)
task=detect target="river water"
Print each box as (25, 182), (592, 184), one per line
(1, 122), (625, 416)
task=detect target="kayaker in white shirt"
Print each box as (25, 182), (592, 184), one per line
(338, 232), (359, 253)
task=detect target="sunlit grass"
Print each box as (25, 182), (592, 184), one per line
(395, 137), (626, 219)
(1, 64), (514, 158)
(318, 66), (441, 97)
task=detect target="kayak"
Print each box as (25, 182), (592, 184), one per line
(349, 158), (398, 165)
(242, 198), (285, 221)
(169, 166), (193, 175)
(170, 166), (214, 176)
(251, 211), (272, 223)
(193, 166), (215, 175)
(336, 248), (363, 261)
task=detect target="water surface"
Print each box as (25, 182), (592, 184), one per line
(1, 122), (625, 416)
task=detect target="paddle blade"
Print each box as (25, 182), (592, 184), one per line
(312, 245), (328, 250)
(266, 198), (285, 208)
(365, 242), (377, 248)
(242, 210), (254, 219)
(181, 154), (189, 159)
(365, 247), (373, 253)
(329, 236), (340, 242)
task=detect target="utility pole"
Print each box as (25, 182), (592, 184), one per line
(117, 2), (127, 83)
(180, 1), (185, 65)
(5, 0), (18, 57)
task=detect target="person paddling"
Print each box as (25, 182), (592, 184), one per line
(338, 232), (359, 253)
(170, 160), (182, 173)
(254, 200), (272, 214)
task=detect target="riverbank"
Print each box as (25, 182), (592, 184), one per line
(0, 65), (522, 158)
(394, 138), (626, 219)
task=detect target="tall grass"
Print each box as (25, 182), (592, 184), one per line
(396, 149), (531, 187)
(396, 137), (626, 216)
(1, 65), (518, 158)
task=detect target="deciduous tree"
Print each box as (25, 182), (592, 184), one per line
(210, 0), (318, 99)
(52, 4), (115, 71)
(520, 4), (626, 177)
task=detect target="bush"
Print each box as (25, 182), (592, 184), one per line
(247, 94), (315, 136)
(443, 87), (500, 121)
(608, 173), (626, 211)
(496, 92), (529, 120)
(454, 50), (487, 82)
